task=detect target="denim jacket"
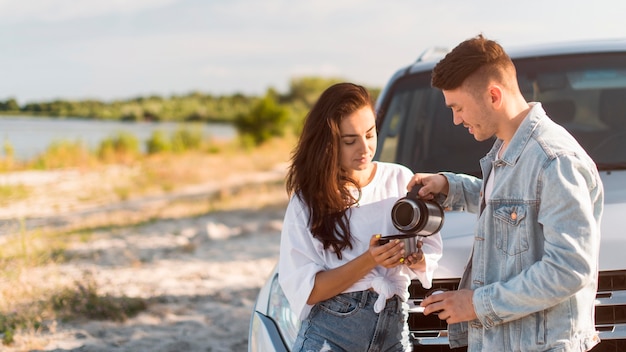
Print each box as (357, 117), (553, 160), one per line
(442, 103), (604, 352)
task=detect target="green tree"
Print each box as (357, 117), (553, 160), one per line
(234, 89), (289, 146)
(1, 76), (380, 124)
(0, 98), (19, 112)
(286, 76), (345, 108)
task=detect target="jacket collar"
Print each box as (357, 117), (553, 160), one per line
(483, 102), (546, 167)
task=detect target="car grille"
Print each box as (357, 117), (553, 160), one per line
(407, 270), (626, 352)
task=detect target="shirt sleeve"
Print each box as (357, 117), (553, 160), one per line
(277, 195), (325, 321)
(412, 232), (443, 289)
(440, 171), (483, 213)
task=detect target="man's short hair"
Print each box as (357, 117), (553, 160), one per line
(432, 34), (515, 91)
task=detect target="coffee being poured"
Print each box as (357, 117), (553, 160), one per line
(378, 184), (445, 255)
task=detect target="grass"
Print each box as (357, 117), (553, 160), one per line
(0, 184), (30, 207)
(50, 272), (147, 322)
(0, 211), (147, 346)
(0, 134), (296, 347)
(0, 223), (76, 345)
(69, 134), (295, 205)
(0, 271), (147, 345)
(0, 222), (72, 271)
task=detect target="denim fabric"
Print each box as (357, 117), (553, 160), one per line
(292, 290), (411, 352)
(443, 103), (604, 352)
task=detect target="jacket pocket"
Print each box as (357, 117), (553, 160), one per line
(493, 203), (529, 255)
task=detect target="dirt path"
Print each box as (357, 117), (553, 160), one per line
(1, 164), (290, 352)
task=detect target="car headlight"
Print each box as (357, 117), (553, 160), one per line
(267, 274), (300, 349)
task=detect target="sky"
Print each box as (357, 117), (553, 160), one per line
(2, 0), (626, 104)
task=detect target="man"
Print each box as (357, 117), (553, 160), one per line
(412, 34), (604, 351)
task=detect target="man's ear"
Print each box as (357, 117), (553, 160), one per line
(489, 85), (503, 108)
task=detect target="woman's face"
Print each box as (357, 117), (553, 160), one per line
(339, 105), (377, 181)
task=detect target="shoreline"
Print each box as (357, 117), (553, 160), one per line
(0, 116), (236, 161)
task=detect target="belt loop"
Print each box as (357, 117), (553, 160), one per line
(360, 290), (369, 308)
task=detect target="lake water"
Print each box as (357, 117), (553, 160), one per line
(0, 116), (236, 161)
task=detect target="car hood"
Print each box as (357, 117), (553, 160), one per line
(433, 170), (626, 279)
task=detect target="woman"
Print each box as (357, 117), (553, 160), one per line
(278, 82), (443, 351)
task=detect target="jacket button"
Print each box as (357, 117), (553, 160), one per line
(511, 212), (517, 220)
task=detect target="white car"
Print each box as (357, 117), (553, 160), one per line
(249, 38), (626, 352)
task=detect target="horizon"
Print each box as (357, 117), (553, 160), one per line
(2, 0), (626, 104)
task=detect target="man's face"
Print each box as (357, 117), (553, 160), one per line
(442, 87), (498, 142)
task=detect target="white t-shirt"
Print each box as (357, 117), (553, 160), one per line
(278, 161), (443, 320)
(484, 144), (504, 202)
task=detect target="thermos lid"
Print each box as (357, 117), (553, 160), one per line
(379, 233), (418, 240)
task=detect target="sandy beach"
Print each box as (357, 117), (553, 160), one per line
(0, 160), (290, 352)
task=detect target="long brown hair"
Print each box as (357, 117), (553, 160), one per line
(285, 82), (374, 259)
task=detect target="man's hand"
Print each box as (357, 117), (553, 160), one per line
(407, 173), (449, 199)
(421, 289), (477, 324)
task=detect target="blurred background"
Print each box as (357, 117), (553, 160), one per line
(2, 0), (626, 104)
(0, 1), (625, 350)
(1, 0), (626, 162)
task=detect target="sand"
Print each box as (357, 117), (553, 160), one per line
(0, 164), (290, 352)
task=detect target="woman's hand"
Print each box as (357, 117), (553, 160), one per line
(368, 234), (405, 268)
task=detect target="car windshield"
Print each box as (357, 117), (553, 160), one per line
(376, 52), (626, 175)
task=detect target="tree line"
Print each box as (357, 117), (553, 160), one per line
(0, 92), (257, 123)
(0, 77), (380, 123)
(0, 77), (380, 146)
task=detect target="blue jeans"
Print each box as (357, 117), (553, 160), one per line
(292, 290), (410, 352)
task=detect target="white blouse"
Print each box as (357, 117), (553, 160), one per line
(278, 162), (443, 320)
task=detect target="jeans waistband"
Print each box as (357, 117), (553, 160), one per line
(340, 290), (401, 311)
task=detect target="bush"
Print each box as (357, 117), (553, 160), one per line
(97, 131), (140, 163)
(3, 139), (14, 159)
(234, 89), (289, 146)
(31, 140), (93, 169)
(146, 130), (171, 154)
(0, 139), (16, 171)
(171, 126), (203, 153)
